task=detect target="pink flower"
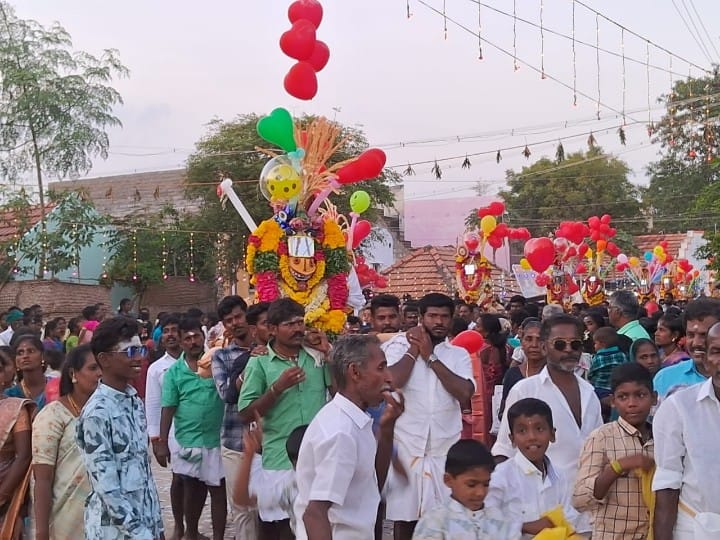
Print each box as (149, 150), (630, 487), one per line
(256, 271), (280, 301)
(327, 273), (348, 310)
(248, 235), (261, 247)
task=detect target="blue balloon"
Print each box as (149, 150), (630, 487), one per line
(644, 251), (653, 262)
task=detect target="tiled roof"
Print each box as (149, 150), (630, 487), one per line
(633, 233), (698, 259)
(0, 203), (55, 244)
(380, 245), (520, 299)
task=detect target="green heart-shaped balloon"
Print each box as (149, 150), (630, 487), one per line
(256, 108), (297, 153)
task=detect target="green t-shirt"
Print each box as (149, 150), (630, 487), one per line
(64, 335), (79, 353)
(238, 344), (330, 470)
(161, 354), (224, 448)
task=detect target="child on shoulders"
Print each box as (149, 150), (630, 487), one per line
(412, 439), (521, 540)
(573, 363), (656, 540)
(485, 398), (584, 539)
(589, 327), (628, 419)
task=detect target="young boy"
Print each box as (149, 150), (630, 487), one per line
(233, 421), (307, 535)
(589, 327), (629, 394)
(485, 398), (582, 539)
(412, 439), (521, 540)
(573, 363), (656, 539)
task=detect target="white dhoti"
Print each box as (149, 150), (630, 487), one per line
(384, 439), (450, 522)
(172, 446), (225, 487)
(676, 501), (720, 540)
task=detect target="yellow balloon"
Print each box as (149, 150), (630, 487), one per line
(586, 248), (594, 259)
(520, 258), (531, 270)
(653, 246), (664, 256)
(629, 256), (640, 267)
(480, 215), (497, 235)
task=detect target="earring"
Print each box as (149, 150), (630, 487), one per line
(71, 376), (78, 384)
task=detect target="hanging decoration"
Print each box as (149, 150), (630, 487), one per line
(131, 229), (138, 282)
(431, 160), (442, 179)
(461, 155), (472, 169)
(555, 142), (565, 163)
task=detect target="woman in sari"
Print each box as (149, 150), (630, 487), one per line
(33, 344), (102, 540)
(0, 346), (35, 540)
(4, 335), (48, 411)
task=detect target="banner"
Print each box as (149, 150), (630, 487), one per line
(512, 264), (547, 299)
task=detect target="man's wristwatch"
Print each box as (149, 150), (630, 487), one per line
(426, 353), (438, 366)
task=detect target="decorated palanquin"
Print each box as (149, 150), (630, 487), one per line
(455, 240), (494, 309)
(230, 109), (386, 334)
(582, 274), (605, 306)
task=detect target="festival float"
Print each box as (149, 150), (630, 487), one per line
(457, 202), (530, 308)
(614, 242), (673, 303)
(217, 0), (383, 333)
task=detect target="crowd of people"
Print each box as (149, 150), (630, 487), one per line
(0, 290), (717, 539)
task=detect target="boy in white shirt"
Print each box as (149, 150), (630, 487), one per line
(485, 398), (582, 538)
(413, 440), (521, 540)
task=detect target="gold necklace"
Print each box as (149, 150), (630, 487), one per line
(20, 379), (31, 398)
(66, 394), (81, 416)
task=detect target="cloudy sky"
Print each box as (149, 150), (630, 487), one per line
(18, 0), (720, 201)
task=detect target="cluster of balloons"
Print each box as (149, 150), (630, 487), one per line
(472, 201), (530, 251)
(280, 0), (330, 100)
(347, 190), (372, 249)
(354, 255), (388, 289)
(615, 241), (673, 273)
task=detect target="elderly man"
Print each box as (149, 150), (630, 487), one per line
(653, 321), (720, 539)
(295, 335), (403, 540)
(608, 290), (651, 342)
(384, 293), (475, 540)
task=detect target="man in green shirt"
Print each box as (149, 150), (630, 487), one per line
(609, 290), (651, 344)
(159, 317), (226, 540)
(238, 298), (331, 538)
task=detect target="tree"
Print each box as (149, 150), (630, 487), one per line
(184, 114), (399, 281)
(644, 69), (720, 231)
(0, 2), (127, 274)
(468, 148), (643, 237)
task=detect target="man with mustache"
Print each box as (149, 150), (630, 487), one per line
(653, 298), (720, 402)
(369, 294), (402, 335)
(493, 313), (601, 534)
(145, 314), (185, 539)
(210, 295), (258, 539)
(159, 318), (227, 540)
(383, 293), (475, 540)
(238, 298), (331, 540)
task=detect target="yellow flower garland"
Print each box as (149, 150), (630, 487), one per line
(279, 255), (326, 292)
(322, 220), (346, 249)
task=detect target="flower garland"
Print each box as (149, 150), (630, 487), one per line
(455, 254), (492, 303)
(246, 217), (349, 333)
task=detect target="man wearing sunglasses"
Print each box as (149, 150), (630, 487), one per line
(493, 313), (602, 533)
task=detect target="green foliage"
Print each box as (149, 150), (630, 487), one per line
(467, 148), (643, 236)
(184, 114), (399, 279)
(645, 69), (720, 231)
(0, 2), (127, 274)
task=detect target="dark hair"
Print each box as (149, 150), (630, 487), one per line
(540, 314), (584, 341)
(684, 298), (720, 326)
(507, 397), (554, 433)
(179, 318), (203, 335)
(629, 338), (659, 363)
(370, 294), (400, 316)
(12, 334), (44, 356)
(610, 290), (640, 318)
(286, 424), (308, 464)
(45, 318), (59, 336)
(509, 295), (526, 305)
(246, 302), (271, 326)
(658, 314), (684, 339)
(478, 314), (508, 366)
(638, 316), (657, 336)
(525, 302), (541, 319)
(611, 362), (653, 392)
(266, 298), (305, 327)
(346, 315), (361, 325)
(450, 317), (469, 338)
(593, 326), (619, 348)
(186, 307), (203, 319)
(0, 345), (12, 369)
(59, 344), (94, 396)
(402, 301), (419, 314)
(510, 309), (531, 329)
(217, 295), (248, 320)
(160, 313), (182, 329)
(119, 298), (131, 307)
(418, 293), (455, 317)
(582, 309), (607, 329)
(445, 439), (495, 476)
(82, 305), (99, 321)
(91, 316), (138, 357)
(44, 349), (64, 371)
(329, 334), (381, 389)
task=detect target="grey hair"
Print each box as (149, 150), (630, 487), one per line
(329, 334), (381, 389)
(609, 290), (640, 318)
(541, 304), (564, 320)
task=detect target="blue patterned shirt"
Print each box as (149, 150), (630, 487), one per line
(413, 498), (522, 540)
(211, 341), (249, 451)
(76, 382), (163, 539)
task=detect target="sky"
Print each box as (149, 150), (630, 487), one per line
(16, 0), (720, 202)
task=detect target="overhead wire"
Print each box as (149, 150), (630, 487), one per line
(670, 0), (714, 65)
(687, 0), (720, 62)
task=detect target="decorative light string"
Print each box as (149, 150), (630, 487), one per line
(442, 0), (447, 39)
(161, 230), (168, 280)
(539, 0), (545, 79)
(647, 41), (652, 128)
(477, 0), (483, 60)
(131, 228), (137, 281)
(621, 28), (626, 125)
(596, 14), (601, 120)
(512, 0), (518, 71)
(189, 231), (196, 282)
(572, 1), (577, 107)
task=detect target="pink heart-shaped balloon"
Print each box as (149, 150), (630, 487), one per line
(284, 62), (318, 100)
(279, 19), (317, 61)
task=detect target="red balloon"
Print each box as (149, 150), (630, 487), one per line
(352, 220), (372, 248)
(577, 243), (589, 257)
(601, 214), (612, 225)
(280, 20), (317, 61)
(660, 240), (669, 249)
(336, 149), (386, 185)
(575, 263), (587, 274)
(464, 233), (480, 251)
(288, 0), (323, 28)
(535, 274), (551, 287)
(567, 282), (580, 294)
(307, 40), (330, 72)
(488, 234), (503, 249)
(494, 223), (509, 237)
(615, 262), (628, 272)
(599, 223), (610, 234)
(606, 242), (620, 257)
(488, 201), (506, 215)
(518, 228), (531, 241)
(566, 246), (577, 257)
(524, 237), (555, 273)
(664, 254), (674, 263)
(588, 216), (600, 229)
(284, 62), (318, 100)
(376, 277), (388, 289)
(477, 207), (492, 218)
(590, 230), (601, 241)
(451, 330), (485, 354)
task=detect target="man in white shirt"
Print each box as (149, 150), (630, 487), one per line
(493, 314), (602, 530)
(295, 334), (403, 540)
(652, 321), (720, 539)
(144, 314), (184, 540)
(384, 293), (475, 540)
(0, 309), (23, 346)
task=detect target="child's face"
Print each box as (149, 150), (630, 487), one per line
(634, 343), (660, 374)
(509, 414), (555, 467)
(444, 466), (492, 512)
(612, 381), (656, 427)
(593, 339), (603, 353)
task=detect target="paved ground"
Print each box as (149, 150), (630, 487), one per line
(152, 457), (393, 539)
